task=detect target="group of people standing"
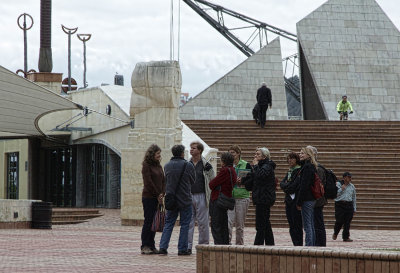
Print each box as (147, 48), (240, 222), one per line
(140, 142), (357, 255)
(280, 146), (357, 246)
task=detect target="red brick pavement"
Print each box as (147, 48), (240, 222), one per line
(0, 209), (399, 272)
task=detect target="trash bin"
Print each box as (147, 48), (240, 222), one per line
(31, 202), (52, 229)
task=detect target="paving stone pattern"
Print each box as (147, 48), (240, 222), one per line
(0, 209), (399, 272)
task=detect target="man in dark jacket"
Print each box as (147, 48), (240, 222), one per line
(159, 145), (195, 256)
(256, 83), (272, 128)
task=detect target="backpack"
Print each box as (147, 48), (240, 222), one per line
(319, 165), (338, 199)
(311, 172), (325, 200)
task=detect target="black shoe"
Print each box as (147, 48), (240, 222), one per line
(178, 250), (191, 256)
(187, 249), (192, 255)
(158, 248), (168, 255)
(150, 247), (159, 254)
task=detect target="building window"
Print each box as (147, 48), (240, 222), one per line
(7, 152), (19, 199)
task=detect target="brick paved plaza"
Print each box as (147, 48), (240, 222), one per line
(0, 209), (399, 272)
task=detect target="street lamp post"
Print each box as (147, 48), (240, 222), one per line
(61, 25), (78, 92)
(77, 34), (92, 88)
(17, 13), (34, 78)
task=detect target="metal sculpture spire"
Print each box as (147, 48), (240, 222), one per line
(38, 0), (53, 72)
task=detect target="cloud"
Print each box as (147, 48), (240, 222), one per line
(1, 0), (398, 97)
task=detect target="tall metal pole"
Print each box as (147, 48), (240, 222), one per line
(17, 13), (34, 78)
(77, 34), (91, 88)
(61, 25), (78, 92)
(24, 18), (27, 74)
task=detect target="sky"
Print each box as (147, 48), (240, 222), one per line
(1, 0), (399, 98)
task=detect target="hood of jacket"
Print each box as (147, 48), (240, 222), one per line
(259, 158), (276, 170)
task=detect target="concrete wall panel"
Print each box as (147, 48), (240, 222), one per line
(180, 38), (288, 120)
(297, 0), (400, 120)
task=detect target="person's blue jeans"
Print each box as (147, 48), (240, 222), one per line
(301, 200), (316, 246)
(159, 205), (192, 251)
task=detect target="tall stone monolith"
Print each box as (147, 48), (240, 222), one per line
(121, 60), (182, 225)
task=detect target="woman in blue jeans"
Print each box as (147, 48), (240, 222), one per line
(296, 147), (318, 246)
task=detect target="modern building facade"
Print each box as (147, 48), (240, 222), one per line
(0, 66), (131, 208)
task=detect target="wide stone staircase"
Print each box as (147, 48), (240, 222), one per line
(184, 120), (400, 230)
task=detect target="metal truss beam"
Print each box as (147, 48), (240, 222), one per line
(182, 0), (297, 57)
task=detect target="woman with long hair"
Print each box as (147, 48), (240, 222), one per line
(141, 144), (165, 254)
(296, 147), (318, 246)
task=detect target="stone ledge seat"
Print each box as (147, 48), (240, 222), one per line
(196, 245), (400, 273)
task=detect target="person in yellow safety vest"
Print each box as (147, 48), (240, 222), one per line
(336, 95), (353, 120)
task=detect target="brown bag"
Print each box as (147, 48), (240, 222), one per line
(151, 204), (165, 232)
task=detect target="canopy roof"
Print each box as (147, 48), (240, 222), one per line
(0, 65), (80, 136)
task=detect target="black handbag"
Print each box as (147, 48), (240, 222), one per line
(164, 162), (187, 211)
(215, 168), (235, 210)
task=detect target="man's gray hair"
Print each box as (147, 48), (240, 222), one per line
(261, 82), (267, 87)
(257, 147), (270, 159)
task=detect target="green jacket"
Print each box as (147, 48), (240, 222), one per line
(336, 100), (353, 113)
(233, 159), (250, 199)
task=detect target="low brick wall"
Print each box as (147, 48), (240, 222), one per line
(196, 245), (400, 273)
(0, 199), (39, 229)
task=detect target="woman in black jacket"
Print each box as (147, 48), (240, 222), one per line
(245, 147), (276, 245)
(280, 152), (302, 246)
(296, 147), (318, 246)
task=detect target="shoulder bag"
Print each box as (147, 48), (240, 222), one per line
(216, 167), (235, 210)
(151, 204), (165, 232)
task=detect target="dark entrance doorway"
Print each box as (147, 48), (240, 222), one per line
(42, 144), (120, 208)
(43, 147), (76, 207)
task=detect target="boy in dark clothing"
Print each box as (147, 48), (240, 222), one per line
(256, 83), (272, 128)
(332, 172), (356, 242)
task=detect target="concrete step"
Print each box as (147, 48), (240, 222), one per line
(52, 220), (89, 225)
(52, 208), (103, 225)
(52, 208), (103, 216)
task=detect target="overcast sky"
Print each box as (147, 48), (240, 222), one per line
(1, 0), (398, 97)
